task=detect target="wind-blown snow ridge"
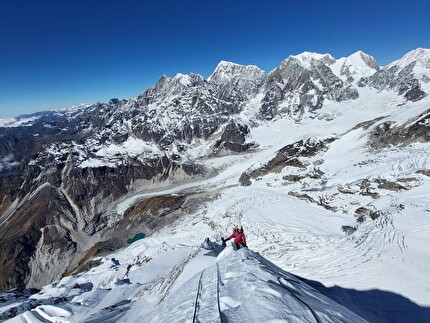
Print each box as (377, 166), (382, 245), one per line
(208, 60), (266, 83)
(331, 51), (380, 81)
(1, 48), (430, 322)
(4, 242), (368, 323)
(290, 51), (336, 69)
(388, 48), (430, 69)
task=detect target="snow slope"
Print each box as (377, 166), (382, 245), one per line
(3, 85), (430, 322)
(2, 49), (430, 322)
(4, 243), (368, 323)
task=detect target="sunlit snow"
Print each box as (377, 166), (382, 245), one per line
(2, 50), (430, 322)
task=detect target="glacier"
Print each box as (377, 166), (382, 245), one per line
(1, 48), (430, 322)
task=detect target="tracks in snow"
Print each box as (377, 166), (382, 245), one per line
(192, 264), (223, 323)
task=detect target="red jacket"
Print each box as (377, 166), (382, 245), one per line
(235, 232), (246, 245)
(226, 230), (247, 246)
(227, 231), (239, 241)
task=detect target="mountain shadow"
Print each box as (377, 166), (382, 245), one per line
(296, 275), (430, 323)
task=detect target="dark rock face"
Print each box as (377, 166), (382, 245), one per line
(135, 74), (229, 146)
(0, 48), (429, 291)
(0, 138), (205, 290)
(311, 60), (359, 102)
(239, 137), (334, 186)
(261, 55), (361, 121)
(0, 184), (77, 290)
(359, 58), (427, 102)
(369, 109), (430, 149)
(214, 121), (255, 154)
(341, 225), (357, 235)
(262, 57), (323, 120)
(208, 61), (267, 105)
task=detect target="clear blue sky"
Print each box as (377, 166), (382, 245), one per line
(1, 0), (429, 118)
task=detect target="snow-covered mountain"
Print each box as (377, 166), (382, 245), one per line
(3, 242), (371, 322)
(331, 50), (380, 82)
(358, 48), (430, 101)
(1, 48), (430, 322)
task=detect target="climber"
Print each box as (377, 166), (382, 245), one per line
(222, 225), (239, 247)
(235, 226), (247, 249)
(222, 225), (247, 249)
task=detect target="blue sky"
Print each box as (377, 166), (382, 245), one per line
(1, 0), (429, 118)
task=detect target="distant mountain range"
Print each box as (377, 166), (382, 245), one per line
(0, 47), (429, 303)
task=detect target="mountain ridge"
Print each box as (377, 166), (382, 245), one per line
(0, 48), (429, 316)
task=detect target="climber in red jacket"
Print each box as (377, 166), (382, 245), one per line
(234, 226), (247, 249)
(222, 225), (247, 249)
(222, 225), (238, 246)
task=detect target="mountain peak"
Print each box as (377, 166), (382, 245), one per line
(214, 60), (240, 69)
(208, 60), (266, 83)
(172, 73), (193, 87)
(389, 48), (430, 69)
(346, 51), (379, 72)
(289, 51), (336, 68)
(348, 50), (372, 61)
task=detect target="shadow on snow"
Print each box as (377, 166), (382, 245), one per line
(297, 275), (430, 323)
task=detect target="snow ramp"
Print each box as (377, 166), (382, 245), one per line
(140, 243), (367, 323)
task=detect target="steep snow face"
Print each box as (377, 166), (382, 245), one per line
(208, 60), (267, 84)
(139, 246), (367, 323)
(331, 51), (380, 82)
(388, 48), (430, 70)
(359, 48), (430, 101)
(4, 244), (367, 323)
(3, 89), (430, 322)
(1, 48), (430, 320)
(290, 51), (336, 69)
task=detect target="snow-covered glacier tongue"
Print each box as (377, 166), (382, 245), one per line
(1, 48), (430, 322)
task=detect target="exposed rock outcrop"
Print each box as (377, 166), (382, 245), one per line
(369, 109), (430, 149)
(359, 48), (430, 101)
(1, 48), (429, 291)
(239, 137), (335, 186)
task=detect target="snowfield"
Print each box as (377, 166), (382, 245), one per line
(2, 50), (430, 322)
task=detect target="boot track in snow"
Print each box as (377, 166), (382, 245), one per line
(192, 264), (223, 323)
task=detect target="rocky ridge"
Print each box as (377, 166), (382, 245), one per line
(0, 48), (429, 291)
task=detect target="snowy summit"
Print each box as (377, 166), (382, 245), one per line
(1, 48), (430, 322)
